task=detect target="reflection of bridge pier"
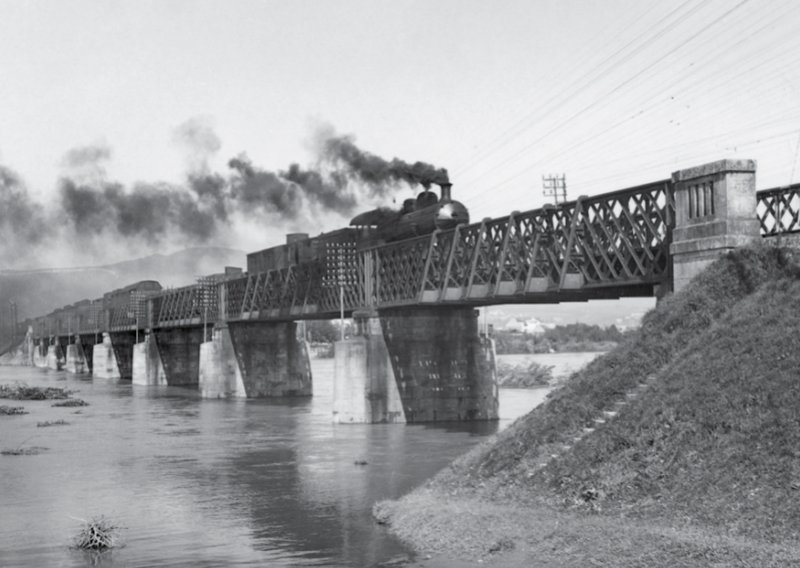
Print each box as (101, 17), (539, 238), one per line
(333, 306), (498, 424)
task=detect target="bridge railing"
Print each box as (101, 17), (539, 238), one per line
(360, 179), (674, 308)
(27, 177), (800, 333)
(757, 182), (800, 236)
(151, 282), (218, 328)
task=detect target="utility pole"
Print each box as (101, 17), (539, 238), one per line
(196, 276), (211, 343)
(338, 248), (345, 341)
(542, 174), (567, 205)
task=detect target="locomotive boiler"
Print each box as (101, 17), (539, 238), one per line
(246, 182), (470, 274)
(349, 182), (469, 242)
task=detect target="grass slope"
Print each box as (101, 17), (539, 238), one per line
(377, 245), (800, 565)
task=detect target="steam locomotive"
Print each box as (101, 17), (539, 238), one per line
(349, 182), (469, 242)
(247, 182), (470, 273)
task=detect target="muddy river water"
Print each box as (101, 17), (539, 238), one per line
(0, 354), (599, 567)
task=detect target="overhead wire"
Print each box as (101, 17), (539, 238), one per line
(460, 0), (800, 211)
(443, 1), (666, 168)
(459, 0), (754, 197)
(450, 0), (705, 180)
(528, 1), (800, 170)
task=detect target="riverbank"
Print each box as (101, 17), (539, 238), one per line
(379, 491), (800, 567)
(376, 245), (800, 566)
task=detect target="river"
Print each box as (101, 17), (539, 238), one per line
(0, 352), (602, 567)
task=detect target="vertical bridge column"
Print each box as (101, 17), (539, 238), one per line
(198, 323), (245, 397)
(33, 338), (48, 368)
(153, 327), (205, 386)
(46, 337), (64, 371)
(132, 330), (167, 386)
(64, 334), (88, 374)
(670, 159), (761, 292)
(198, 320), (312, 398)
(333, 307), (498, 424)
(92, 332), (122, 379)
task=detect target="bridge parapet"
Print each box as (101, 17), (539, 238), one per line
(671, 159), (760, 291)
(757, 182), (800, 238)
(364, 179), (674, 307)
(151, 280), (218, 329)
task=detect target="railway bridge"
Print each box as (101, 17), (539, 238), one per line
(12, 159), (799, 423)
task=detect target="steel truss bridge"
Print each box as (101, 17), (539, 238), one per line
(25, 180), (800, 337)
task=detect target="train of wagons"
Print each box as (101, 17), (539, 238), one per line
(23, 182), (469, 336)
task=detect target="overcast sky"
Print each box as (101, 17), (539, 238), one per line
(1, 0), (799, 263)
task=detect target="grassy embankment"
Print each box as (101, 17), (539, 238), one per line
(376, 245), (800, 566)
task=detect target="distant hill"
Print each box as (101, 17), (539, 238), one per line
(0, 246), (246, 321)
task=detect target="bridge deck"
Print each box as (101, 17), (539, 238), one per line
(25, 180), (800, 336)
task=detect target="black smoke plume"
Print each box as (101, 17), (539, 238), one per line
(59, 178), (219, 243)
(320, 133), (449, 191)
(5, 123), (450, 267)
(228, 155), (304, 219)
(0, 165), (50, 260)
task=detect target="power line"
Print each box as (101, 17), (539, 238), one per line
(457, 0), (800, 208)
(450, 0), (704, 179)
(460, 0), (753, 194)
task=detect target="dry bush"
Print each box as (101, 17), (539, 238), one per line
(52, 399), (88, 407)
(0, 383), (73, 400)
(73, 516), (122, 551)
(37, 419), (69, 427)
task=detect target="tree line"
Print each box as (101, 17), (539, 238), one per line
(301, 319), (630, 356)
(493, 323), (630, 354)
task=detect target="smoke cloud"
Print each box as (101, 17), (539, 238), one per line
(59, 178), (219, 243)
(173, 116), (222, 173)
(62, 143), (112, 169)
(320, 134), (449, 191)
(1, 121), (450, 268)
(0, 165), (51, 263)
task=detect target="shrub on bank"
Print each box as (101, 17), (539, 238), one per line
(496, 361), (554, 387)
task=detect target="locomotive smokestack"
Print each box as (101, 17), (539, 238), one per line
(439, 182), (452, 202)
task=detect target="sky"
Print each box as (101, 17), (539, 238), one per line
(1, 0), (800, 270)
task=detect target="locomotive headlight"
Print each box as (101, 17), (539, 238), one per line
(438, 204), (454, 219)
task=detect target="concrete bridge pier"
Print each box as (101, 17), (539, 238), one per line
(108, 331), (138, 379)
(64, 334), (88, 374)
(333, 307), (499, 424)
(153, 326), (205, 387)
(19, 327), (35, 366)
(220, 321), (312, 397)
(33, 339), (48, 368)
(198, 324), (246, 398)
(77, 334), (97, 374)
(132, 330), (167, 386)
(92, 332), (122, 379)
(45, 337), (64, 371)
